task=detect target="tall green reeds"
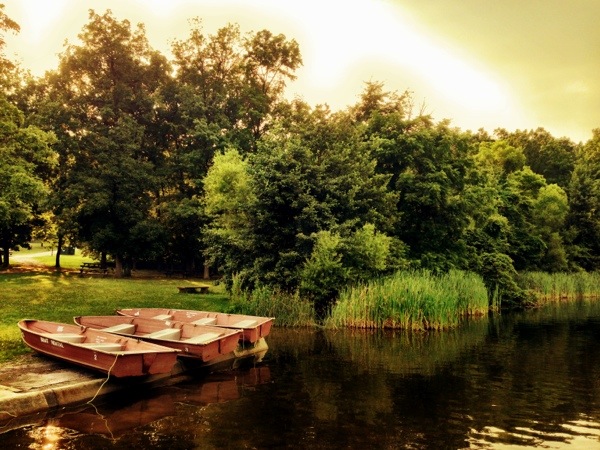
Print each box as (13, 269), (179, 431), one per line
(325, 270), (491, 331)
(518, 271), (600, 304)
(229, 274), (316, 327)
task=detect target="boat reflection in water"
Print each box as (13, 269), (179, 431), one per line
(33, 366), (270, 440)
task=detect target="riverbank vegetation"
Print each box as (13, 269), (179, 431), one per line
(4, 267), (600, 364)
(326, 270), (492, 331)
(518, 271), (600, 304)
(3, 7), (600, 329)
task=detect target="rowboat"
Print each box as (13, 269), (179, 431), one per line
(116, 308), (274, 344)
(18, 319), (179, 377)
(74, 315), (242, 362)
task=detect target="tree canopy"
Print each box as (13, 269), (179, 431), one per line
(3, 7), (598, 311)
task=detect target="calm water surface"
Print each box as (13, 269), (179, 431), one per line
(3, 302), (600, 449)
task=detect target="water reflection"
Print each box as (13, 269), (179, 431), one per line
(260, 303), (600, 448)
(1, 366), (271, 448)
(4, 302), (600, 448)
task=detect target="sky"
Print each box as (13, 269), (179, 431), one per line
(3, 0), (599, 143)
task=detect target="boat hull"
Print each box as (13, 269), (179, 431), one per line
(18, 320), (179, 377)
(117, 308), (274, 344)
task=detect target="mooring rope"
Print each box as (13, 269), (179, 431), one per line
(86, 353), (119, 404)
(87, 402), (116, 441)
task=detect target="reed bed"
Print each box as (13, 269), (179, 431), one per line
(325, 270), (491, 331)
(229, 277), (316, 327)
(518, 271), (600, 304)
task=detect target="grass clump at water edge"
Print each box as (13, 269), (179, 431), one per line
(325, 270), (491, 331)
(518, 271), (600, 305)
(228, 275), (316, 327)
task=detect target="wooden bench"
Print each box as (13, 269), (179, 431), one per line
(79, 262), (109, 276)
(191, 317), (217, 326)
(232, 319), (258, 328)
(184, 332), (222, 344)
(146, 328), (182, 340)
(80, 342), (123, 352)
(177, 285), (210, 294)
(102, 323), (136, 334)
(41, 333), (85, 343)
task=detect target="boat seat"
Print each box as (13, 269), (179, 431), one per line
(102, 323), (136, 334)
(80, 342), (123, 352)
(184, 332), (222, 344)
(191, 317), (217, 326)
(42, 333), (85, 343)
(146, 328), (181, 340)
(151, 314), (173, 321)
(232, 319), (257, 328)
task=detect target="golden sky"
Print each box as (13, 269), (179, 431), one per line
(3, 0), (598, 143)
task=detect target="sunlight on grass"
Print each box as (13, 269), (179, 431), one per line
(1, 272), (230, 362)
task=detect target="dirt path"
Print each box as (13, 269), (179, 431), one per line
(10, 251), (53, 266)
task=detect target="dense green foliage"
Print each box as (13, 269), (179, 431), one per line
(2, 7), (599, 318)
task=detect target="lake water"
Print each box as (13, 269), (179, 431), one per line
(3, 301), (600, 449)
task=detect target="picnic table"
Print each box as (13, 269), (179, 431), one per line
(177, 285), (210, 294)
(79, 262), (110, 276)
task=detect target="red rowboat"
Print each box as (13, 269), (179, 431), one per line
(116, 308), (274, 344)
(74, 315), (242, 362)
(18, 319), (179, 377)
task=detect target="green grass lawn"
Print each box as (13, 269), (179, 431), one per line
(9, 243), (95, 269)
(30, 253), (95, 269)
(0, 271), (230, 363)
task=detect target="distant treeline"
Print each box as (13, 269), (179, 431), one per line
(2, 8), (600, 314)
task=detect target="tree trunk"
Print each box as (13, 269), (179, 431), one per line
(115, 255), (123, 278)
(55, 234), (63, 270)
(1, 246), (9, 268)
(203, 262), (210, 280)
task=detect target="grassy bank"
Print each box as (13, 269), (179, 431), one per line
(0, 271), (229, 362)
(5, 262), (600, 364)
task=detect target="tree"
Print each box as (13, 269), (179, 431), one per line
(501, 167), (551, 271)
(299, 230), (348, 317)
(203, 148), (257, 282)
(159, 22), (302, 275)
(566, 129), (600, 270)
(0, 96), (56, 267)
(158, 22), (245, 274)
(0, 3), (20, 88)
(362, 87), (475, 272)
(467, 138), (570, 303)
(12, 69), (83, 269)
(299, 224), (397, 317)
(50, 10), (170, 276)
(531, 184), (569, 271)
(204, 102), (395, 296)
(242, 29), (302, 146)
(496, 127), (577, 188)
